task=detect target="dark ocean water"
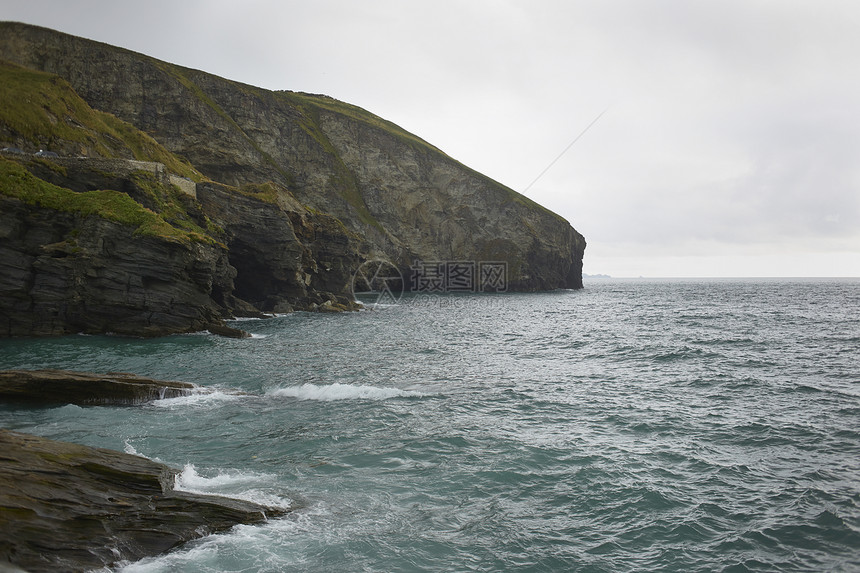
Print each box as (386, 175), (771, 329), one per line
(1, 279), (858, 572)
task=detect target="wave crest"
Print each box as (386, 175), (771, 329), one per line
(152, 389), (242, 408)
(269, 383), (423, 401)
(174, 463), (290, 509)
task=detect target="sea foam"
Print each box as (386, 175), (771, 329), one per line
(174, 463), (291, 509)
(151, 389), (242, 408)
(123, 440), (141, 456)
(269, 382), (424, 401)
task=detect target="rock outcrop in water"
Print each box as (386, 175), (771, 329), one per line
(0, 429), (287, 572)
(0, 22), (585, 337)
(0, 369), (195, 405)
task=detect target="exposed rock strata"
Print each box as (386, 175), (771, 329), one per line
(0, 369), (195, 405)
(195, 181), (361, 312)
(0, 192), (233, 337)
(0, 429), (286, 572)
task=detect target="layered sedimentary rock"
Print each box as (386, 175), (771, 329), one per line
(0, 22), (585, 337)
(195, 181), (361, 312)
(0, 429), (286, 572)
(0, 369), (195, 405)
(0, 186), (233, 337)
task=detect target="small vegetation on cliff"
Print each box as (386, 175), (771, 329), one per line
(129, 171), (222, 239)
(236, 181), (281, 204)
(0, 158), (212, 244)
(0, 60), (199, 180)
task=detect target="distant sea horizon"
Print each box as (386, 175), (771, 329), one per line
(585, 274), (859, 280)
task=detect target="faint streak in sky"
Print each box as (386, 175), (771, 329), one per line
(522, 107), (609, 194)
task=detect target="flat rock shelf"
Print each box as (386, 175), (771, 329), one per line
(0, 429), (288, 572)
(0, 369), (196, 406)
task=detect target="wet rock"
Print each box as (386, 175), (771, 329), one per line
(0, 429), (287, 572)
(206, 323), (252, 339)
(0, 369), (195, 406)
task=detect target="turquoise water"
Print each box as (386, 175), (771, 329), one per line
(1, 279), (858, 572)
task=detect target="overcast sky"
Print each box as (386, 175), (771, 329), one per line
(4, 0), (859, 277)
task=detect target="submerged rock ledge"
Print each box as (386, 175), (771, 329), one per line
(0, 429), (287, 572)
(0, 368), (196, 405)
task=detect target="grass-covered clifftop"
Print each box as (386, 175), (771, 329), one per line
(0, 59), (230, 245)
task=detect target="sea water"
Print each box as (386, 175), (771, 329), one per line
(0, 279), (858, 572)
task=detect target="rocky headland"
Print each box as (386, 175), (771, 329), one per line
(0, 22), (585, 338)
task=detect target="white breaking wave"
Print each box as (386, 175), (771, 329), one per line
(152, 389), (242, 408)
(359, 302), (399, 311)
(269, 383), (424, 401)
(175, 463), (268, 489)
(174, 463), (291, 509)
(117, 504), (325, 573)
(123, 440), (140, 456)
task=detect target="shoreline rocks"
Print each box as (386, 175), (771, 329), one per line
(0, 429), (287, 572)
(0, 369), (196, 406)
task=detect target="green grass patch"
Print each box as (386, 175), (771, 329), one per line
(0, 158), (211, 243)
(28, 156), (67, 176)
(129, 171), (218, 238)
(236, 181), (280, 204)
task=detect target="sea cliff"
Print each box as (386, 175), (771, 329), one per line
(0, 22), (585, 337)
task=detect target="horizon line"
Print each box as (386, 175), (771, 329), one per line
(584, 275), (860, 280)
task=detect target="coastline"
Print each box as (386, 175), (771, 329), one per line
(0, 370), (287, 572)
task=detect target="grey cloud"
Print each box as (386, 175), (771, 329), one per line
(2, 0), (859, 275)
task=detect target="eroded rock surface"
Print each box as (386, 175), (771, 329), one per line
(0, 429), (287, 572)
(0, 369), (195, 405)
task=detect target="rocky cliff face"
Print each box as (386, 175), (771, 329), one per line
(195, 180), (361, 312)
(0, 153), (248, 337)
(0, 22), (585, 337)
(0, 192), (230, 337)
